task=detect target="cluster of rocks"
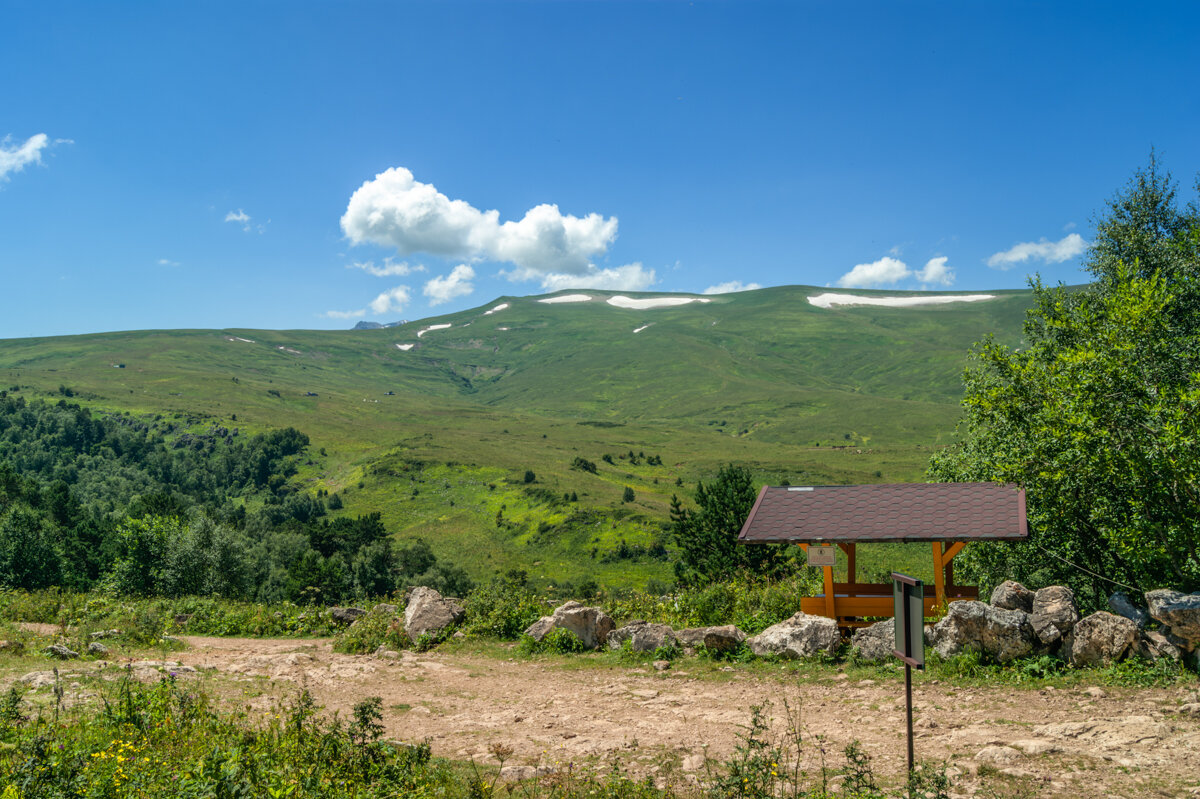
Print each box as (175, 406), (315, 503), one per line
(523, 601), (843, 659)
(848, 581), (1200, 669)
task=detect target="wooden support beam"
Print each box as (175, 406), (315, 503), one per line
(931, 541), (947, 608)
(823, 565), (837, 618)
(942, 541), (966, 562)
(838, 543), (857, 585)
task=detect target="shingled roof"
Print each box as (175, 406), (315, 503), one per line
(737, 482), (1027, 544)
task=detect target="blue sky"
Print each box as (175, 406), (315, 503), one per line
(2, 1), (1198, 338)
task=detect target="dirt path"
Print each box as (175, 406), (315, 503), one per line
(169, 635), (1200, 797)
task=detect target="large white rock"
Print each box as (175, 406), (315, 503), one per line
(523, 601), (615, 650)
(747, 612), (840, 659)
(607, 621), (677, 652)
(850, 619), (896, 663)
(404, 586), (465, 640)
(1145, 589), (1200, 645)
(1030, 586), (1079, 647)
(928, 600), (1037, 663)
(1062, 611), (1138, 667)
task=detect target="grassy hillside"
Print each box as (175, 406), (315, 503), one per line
(0, 285), (1032, 588)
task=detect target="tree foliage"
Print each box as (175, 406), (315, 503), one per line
(931, 157), (1200, 609)
(671, 464), (789, 587)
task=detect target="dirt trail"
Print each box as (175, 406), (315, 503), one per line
(169, 635), (1200, 797)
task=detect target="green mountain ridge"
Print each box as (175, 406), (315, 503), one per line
(0, 284), (1034, 587)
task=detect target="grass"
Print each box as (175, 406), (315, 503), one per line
(0, 285), (1033, 585)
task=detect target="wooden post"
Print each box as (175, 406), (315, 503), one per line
(838, 542), (857, 585)
(931, 542), (946, 608)
(823, 564), (836, 618)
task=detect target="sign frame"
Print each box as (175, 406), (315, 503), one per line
(806, 544), (837, 568)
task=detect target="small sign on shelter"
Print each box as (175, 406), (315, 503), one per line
(806, 545), (836, 567)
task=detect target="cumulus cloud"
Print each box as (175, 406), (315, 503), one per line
(915, 256), (954, 286)
(424, 265), (476, 306)
(837, 256), (911, 288)
(987, 233), (1087, 270)
(837, 255), (957, 288)
(340, 167), (620, 284)
(703, 280), (762, 295)
(348, 258), (424, 277)
(1, 133), (67, 183)
(323, 308), (366, 319)
(536, 263), (656, 292)
(369, 286), (411, 315)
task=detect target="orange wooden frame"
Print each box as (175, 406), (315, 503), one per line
(798, 541), (977, 626)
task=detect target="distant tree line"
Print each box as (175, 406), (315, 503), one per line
(0, 396), (471, 602)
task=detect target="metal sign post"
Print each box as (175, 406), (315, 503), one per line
(891, 572), (925, 784)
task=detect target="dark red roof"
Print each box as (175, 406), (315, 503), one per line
(737, 482), (1027, 543)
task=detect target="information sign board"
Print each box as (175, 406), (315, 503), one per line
(806, 545), (836, 567)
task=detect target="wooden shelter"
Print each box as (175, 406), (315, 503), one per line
(737, 482), (1027, 624)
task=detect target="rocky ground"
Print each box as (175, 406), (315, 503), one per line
(14, 632), (1199, 798)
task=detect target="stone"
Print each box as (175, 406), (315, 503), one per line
(1062, 611), (1138, 667)
(523, 601), (615, 650)
(45, 644), (79, 660)
(403, 587), (466, 641)
(330, 606), (367, 626)
(1011, 739), (1059, 755)
(1108, 592), (1150, 628)
(90, 629), (121, 640)
(607, 621), (677, 652)
(1138, 629), (1181, 662)
(0, 640), (25, 654)
(86, 642), (109, 657)
(676, 625), (746, 653)
(850, 619), (895, 663)
(990, 580), (1035, 612)
(746, 612), (840, 659)
(1145, 589), (1200, 645)
(373, 603), (399, 616)
(1082, 686), (1107, 698)
(975, 746), (1022, 764)
(928, 600), (1037, 663)
(653, 660), (671, 671)
(20, 671), (57, 689)
(1031, 586), (1079, 647)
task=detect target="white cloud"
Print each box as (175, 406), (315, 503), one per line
(536, 263), (656, 292)
(348, 258), (424, 277)
(423, 264), (476, 306)
(0, 133), (54, 183)
(224, 209), (252, 232)
(323, 308), (366, 319)
(156, 258), (181, 267)
(369, 285), (411, 315)
(703, 280), (762, 295)
(340, 166), (620, 283)
(987, 233), (1087, 269)
(837, 255), (957, 288)
(915, 256), (954, 286)
(837, 256), (911, 288)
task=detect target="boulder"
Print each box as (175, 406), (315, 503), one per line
(403, 587), (466, 641)
(0, 640), (25, 655)
(1138, 629), (1181, 662)
(373, 603), (399, 616)
(1108, 592), (1150, 628)
(1031, 586), (1079, 647)
(45, 644), (79, 660)
(675, 625), (746, 653)
(90, 629), (121, 640)
(990, 581), (1035, 612)
(928, 601), (1037, 663)
(330, 606), (367, 626)
(1062, 611), (1138, 667)
(747, 612), (840, 659)
(87, 642), (109, 657)
(850, 619), (896, 663)
(607, 621), (677, 652)
(1145, 589), (1200, 645)
(523, 601), (614, 650)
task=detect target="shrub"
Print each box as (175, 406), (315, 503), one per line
(334, 605), (409, 654)
(461, 578), (543, 639)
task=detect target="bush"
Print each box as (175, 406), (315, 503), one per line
(460, 577), (544, 639)
(518, 627), (586, 655)
(334, 604), (409, 654)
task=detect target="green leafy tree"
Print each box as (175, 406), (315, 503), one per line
(671, 464), (789, 587)
(931, 158), (1200, 608)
